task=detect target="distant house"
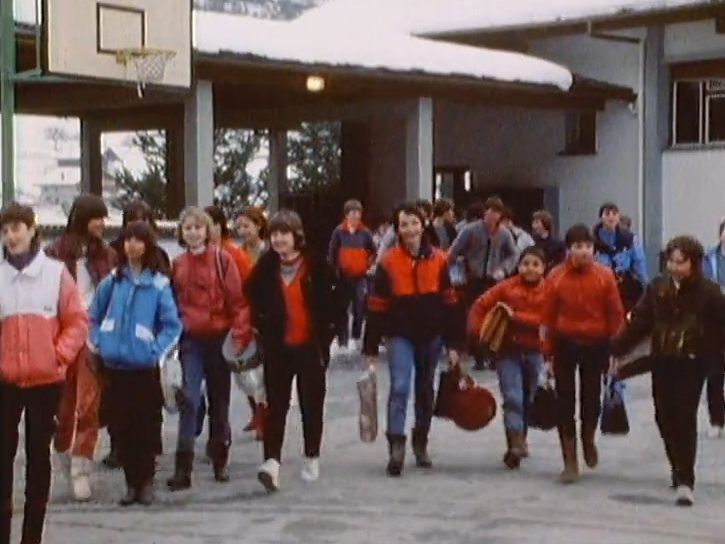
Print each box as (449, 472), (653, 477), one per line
(38, 147), (124, 206)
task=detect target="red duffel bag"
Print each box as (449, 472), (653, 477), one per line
(441, 365), (497, 431)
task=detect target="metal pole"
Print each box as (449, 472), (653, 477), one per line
(1, 0), (17, 204)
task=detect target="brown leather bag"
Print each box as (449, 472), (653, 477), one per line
(478, 302), (514, 354)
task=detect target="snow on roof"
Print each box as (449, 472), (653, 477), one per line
(194, 11), (573, 90)
(298, 0), (715, 38)
(14, 1), (572, 91)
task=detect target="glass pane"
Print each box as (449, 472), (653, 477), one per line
(674, 81), (701, 145)
(708, 95), (725, 143)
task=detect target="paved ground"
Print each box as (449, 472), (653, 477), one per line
(10, 353), (725, 544)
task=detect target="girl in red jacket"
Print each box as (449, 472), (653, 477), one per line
(167, 207), (253, 491)
(469, 246), (547, 469)
(0, 202), (88, 544)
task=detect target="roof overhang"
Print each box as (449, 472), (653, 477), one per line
(8, 28), (635, 124)
(421, 2), (725, 46)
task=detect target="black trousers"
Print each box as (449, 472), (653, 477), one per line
(263, 345), (327, 462)
(652, 357), (707, 489)
(0, 381), (62, 544)
(553, 339), (609, 440)
(106, 368), (163, 489)
(705, 352), (725, 428)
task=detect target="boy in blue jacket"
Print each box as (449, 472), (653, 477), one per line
(702, 219), (725, 438)
(88, 222), (182, 506)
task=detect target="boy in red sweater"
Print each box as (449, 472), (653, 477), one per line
(542, 224), (624, 484)
(469, 247), (548, 469)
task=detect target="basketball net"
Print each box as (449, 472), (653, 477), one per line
(116, 48), (176, 98)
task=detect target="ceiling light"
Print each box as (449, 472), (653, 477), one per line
(306, 75), (325, 92)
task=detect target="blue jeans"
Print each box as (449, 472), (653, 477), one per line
(337, 276), (367, 343)
(497, 350), (544, 432)
(177, 335), (231, 453)
(387, 336), (442, 436)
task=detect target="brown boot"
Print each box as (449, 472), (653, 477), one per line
(503, 430), (524, 469)
(581, 428), (599, 469)
(521, 430), (530, 458)
(411, 428), (433, 468)
(386, 434), (406, 477)
(558, 435), (580, 484)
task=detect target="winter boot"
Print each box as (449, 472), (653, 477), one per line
(521, 429), (530, 458)
(136, 455), (156, 506)
(0, 500), (11, 544)
(411, 428), (433, 469)
(211, 443), (230, 483)
(503, 430), (526, 470)
(167, 451), (193, 492)
(386, 434), (406, 477)
(558, 435), (580, 484)
(19, 499), (47, 544)
(581, 427), (599, 469)
(118, 470), (137, 507)
(70, 457), (93, 502)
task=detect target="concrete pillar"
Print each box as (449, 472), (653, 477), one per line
(184, 81), (215, 207)
(641, 27), (668, 273)
(267, 129), (288, 213)
(405, 97), (434, 201)
(80, 118), (103, 195)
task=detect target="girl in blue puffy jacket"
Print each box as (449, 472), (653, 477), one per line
(88, 221), (182, 507)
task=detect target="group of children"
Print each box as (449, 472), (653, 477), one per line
(2, 192), (723, 544)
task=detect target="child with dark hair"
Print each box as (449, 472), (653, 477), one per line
(111, 200), (170, 276)
(612, 235), (725, 507)
(245, 210), (342, 491)
(46, 193), (116, 502)
(365, 202), (464, 477)
(0, 202), (88, 544)
(237, 206), (268, 263)
(542, 223), (624, 484)
(327, 199), (376, 353)
(531, 209), (566, 273)
(89, 221), (182, 506)
(469, 246), (548, 469)
(103, 200), (170, 470)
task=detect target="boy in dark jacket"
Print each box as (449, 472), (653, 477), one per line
(364, 202), (465, 477)
(612, 235), (725, 507)
(247, 210), (343, 492)
(327, 199), (376, 352)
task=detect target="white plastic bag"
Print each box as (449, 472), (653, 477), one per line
(357, 366), (378, 443)
(159, 349), (183, 413)
(233, 365), (267, 404)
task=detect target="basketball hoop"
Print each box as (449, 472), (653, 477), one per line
(115, 48), (176, 98)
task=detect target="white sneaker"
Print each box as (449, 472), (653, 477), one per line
(257, 459), (280, 493)
(55, 451), (72, 481)
(706, 425), (725, 439)
(675, 485), (694, 507)
(70, 457), (93, 502)
(301, 457), (320, 482)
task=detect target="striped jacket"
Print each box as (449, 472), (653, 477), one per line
(0, 250), (89, 388)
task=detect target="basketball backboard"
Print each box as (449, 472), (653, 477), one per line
(41, 0), (192, 91)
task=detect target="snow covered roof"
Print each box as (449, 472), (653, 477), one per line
(297, 0), (716, 38)
(194, 11), (573, 91)
(13, 1), (573, 92)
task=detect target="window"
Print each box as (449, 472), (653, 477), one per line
(561, 111), (597, 155)
(671, 79), (725, 146)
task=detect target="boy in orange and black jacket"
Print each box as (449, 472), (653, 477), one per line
(541, 224), (624, 484)
(327, 199), (376, 351)
(364, 202), (465, 478)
